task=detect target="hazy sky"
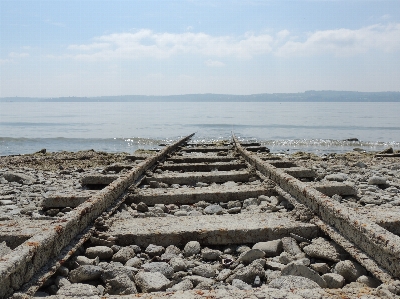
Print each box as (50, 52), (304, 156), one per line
(1, 0), (400, 97)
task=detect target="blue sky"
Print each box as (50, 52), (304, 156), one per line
(1, 0), (400, 97)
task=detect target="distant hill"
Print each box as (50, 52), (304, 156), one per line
(1, 91), (400, 102)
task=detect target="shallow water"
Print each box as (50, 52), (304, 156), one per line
(1, 102), (399, 155)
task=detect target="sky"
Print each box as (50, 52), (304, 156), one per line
(1, 0), (400, 97)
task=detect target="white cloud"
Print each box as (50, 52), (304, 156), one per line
(276, 23), (400, 57)
(66, 29), (274, 61)
(62, 23), (400, 62)
(9, 52), (30, 58)
(205, 59), (225, 67)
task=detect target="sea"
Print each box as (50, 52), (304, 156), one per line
(1, 101), (399, 156)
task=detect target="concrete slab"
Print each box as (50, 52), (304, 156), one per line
(145, 170), (252, 185)
(109, 213), (320, 247)
(312, 182), (357, 196)
(357, 205), (400, 235)
(0, 220), (51, 249)
(283, 167), (317, 178)
(168, 156), (235, 163)
(269, 161), (298, 168)
(160, 162), (246, 172)
(41, 190), (98, 208)
(81, 174), (119, 185)
(181, 146), (232, 153)
(127, 184), (276, 205)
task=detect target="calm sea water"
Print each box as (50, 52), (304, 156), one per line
(1, 102), (399, 155)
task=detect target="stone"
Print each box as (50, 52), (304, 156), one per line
(165, 245), (181, 255)
(3, 172), (35, 184)
(281, 237), (302, 256)
(68, 265), (102, 283)
(368, 176), (387, 185)
(227, 261), (265, 284)
(265, 261), (285, 271)
(227, 200), (242, 209)
(57, 283), (101, 296)
(184, 275), (215, 287)
(236, 245), (251, 253)
(134, 271), (171, 293)
(0, 241), (12, 257)
(56, 266), (69, 277)
(143, 262), (174, 278)
(227, 207), (241, 214)
(74, 255), (99, 266)
(356, 275), (381, 288)
(232, 279), (252, 290)
(281, 262), (327, 288)
(252, 240), (282, 257)
(333, 260), (367, 282)
(303, 237), (343, 262)
(204, 204), (223, 215)
(101, 263), (137, 295)
(276, 252), (294, 265)
(269, 275), (321, 289)
(201, 248), (222, 260)
(265, 270), (281, 283)
(55, 276), (71, 288)
(169, 279), (193, 291)
(169, 257), (187, 272)
(322, 273), (345, 289)
(145, 244), (165, 257)
(184, 241), (201, 257)
(237, 249), (265, 264)
(112, 246), (135, 263)
(310, 263), (330, 275)
(216, 269), (232, 281)
(192, 264), (217, 278)
(242, 197), (260, 208)
(325, 173), (348, 182)
(137, 202), (149, 212)
(85, 246), (114, 259)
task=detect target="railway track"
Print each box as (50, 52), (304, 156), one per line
(1, 133), (400, 298)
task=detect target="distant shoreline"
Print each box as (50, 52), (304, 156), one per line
(1, 91), (400, 102)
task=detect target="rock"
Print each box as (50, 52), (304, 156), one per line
(112, 246), (135, 263)
(265, 261), (285, 271)
(356, 275), (381, 288)
(125, 257), (142, 268)
(56, 266), (69, 277)
(216, 269), (232, 281)
(276, 252), (294, 265)
(57, 283), (101, 296)
(204, 204), (223, 215)
(192, 264), (216, 278)
(325, 173), (348, 182)
(281, 262), (327, 288)
(201, 248), (222, 260)
(322, 273), (345, 288)
(184, 275), (215, 287)
(195, 281), (213, 290)
(269, 275), (321, 289)
(68, 265), (102, 283)
(303, 237), (343, 262)
(368, 176), (387, 185)
(145, 244), (165, 257)
(184, 241), (201, 257)
(333, 260), (367, 282)
(143, 262), (174, 278)
(227, 207), (241, 214)
(281, 237), (302, 256)
(265, 270), (281, 283)
(55, 276), (71, 288)
(73, 255), (99, 266)
(169, 257), (187, 272)
(137, 202), (149, 212)
(237, 249), (265, 264)
(3, 172), (35, 184)
(310, 263), (330, 275)
(236, 245), (251, 253)
(85, 246), (114, 259)
(101, 263), (137, 294)
(227, 201), (242, 209)
(252, 240), (282, 257)
(165, 245), (181, 255)
(0, 241), (12, 257)
(242, 198), (260, 208)
(169, 279), (193, 291)
(232, 279), (252, 290)
(227, 261), (265, 284)
(134, 271), (171, 293)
